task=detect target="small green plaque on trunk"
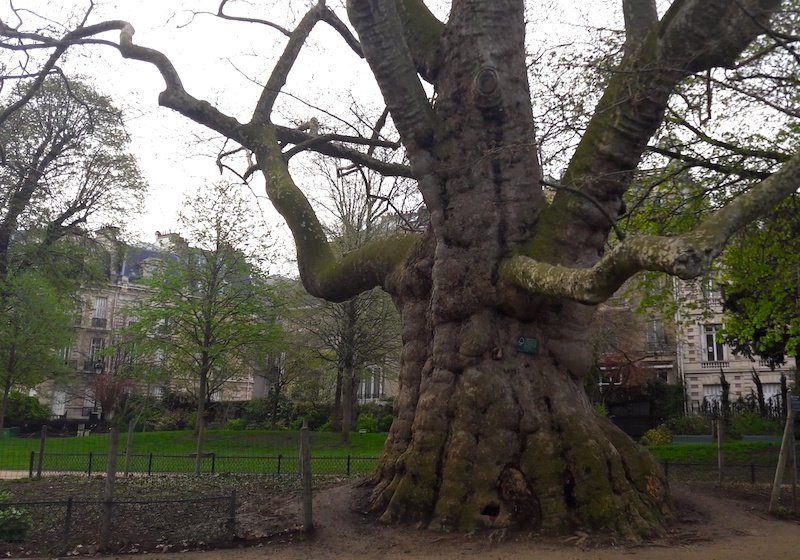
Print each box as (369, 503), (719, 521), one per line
(516, 336), (539, 355)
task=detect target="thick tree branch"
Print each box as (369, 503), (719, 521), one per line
(392, 0), (445, 81)
(503, 150), (800, 304)
(531, 0), (782, 268)
(347, 0), (437, 153)
(116, 24), (246, 143)
(623, 0), (658, 54)
(255, 127), (419, 301)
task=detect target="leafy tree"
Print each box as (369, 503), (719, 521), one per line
(0, 75), (145, 428)
(0, 77), (145, 278)
(1, 391), (49, 428)
(720, 195), (800, 371)
(0, 272), (72, 428)
(7, 0), (800, 537)
(293, 170), (402, 442)
(127, 182), (281, 465)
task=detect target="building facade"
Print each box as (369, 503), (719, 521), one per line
(675, 278), (786, 414)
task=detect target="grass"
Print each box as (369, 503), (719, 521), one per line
(0, 429), (388, 471)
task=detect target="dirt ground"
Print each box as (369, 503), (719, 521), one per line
(96, 482), (800, 560)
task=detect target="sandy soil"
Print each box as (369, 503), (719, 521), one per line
(98, 482), (800, 560)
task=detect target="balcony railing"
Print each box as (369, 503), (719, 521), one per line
(91, 317), (108, 328)
(701, 361), (729, 369)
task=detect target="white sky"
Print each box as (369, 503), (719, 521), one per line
(1, 0), (622, 274)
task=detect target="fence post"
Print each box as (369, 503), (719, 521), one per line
(99, 428), (119, 551)
(770, 404), (796, 513)
(751, 463), (756, 485)
(663, 460), (669, 478)
(717, 419), (724, 485)
(211, 452), (216, 474)
(28, 451), (35, 478)
(64, 496), (74, 541)
(277, 454), (282, 475)
(147, 452), (153, 476)
(194, 417), (205, 476)
(88, 452), (94, 477)
(124, 420), (135, 477)
(36, 425), (46, 479)
(347, 455), (351, 476)
(300, 420), (313, 532)
(227, 490), (237, 534)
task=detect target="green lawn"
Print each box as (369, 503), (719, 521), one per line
(0, 429), (388, 471)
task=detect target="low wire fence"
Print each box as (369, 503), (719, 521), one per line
(0, 493), (235, 556)
(25, 452), (378, 477)
(660, 460), (783, 484)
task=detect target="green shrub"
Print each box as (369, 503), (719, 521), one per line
(356, 413), (378, 433)
(640, 425), (673, 446)
(224, 418), (245, 431)
(593, 403), (609, 418)
(666, 415), (711, 435)
(377, 414), (394, 432)
(4, 392), (49, 428)
(0, 492), (32, 542)
(730, 412), (782, 435)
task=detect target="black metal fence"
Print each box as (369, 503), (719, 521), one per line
(28, 452), (378, 477)
(0, 493), (235, 556)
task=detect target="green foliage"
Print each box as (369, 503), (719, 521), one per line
(291, 402), (331, 431)
(2, 393), (49, 427)
(730, 411), (782, 436)
(593, 402), (609, 418)
(377, 414), (394, 432)
(0, 271), (73, 427)
(720, 195), (800, 367)
(0, 491), (31, 542)
(356, 413), (378, 433)
(665, 415), (711, 435)
(124, 183), (282, 425)
(639, 425), (673, 446)
(224, 418), (245, 431)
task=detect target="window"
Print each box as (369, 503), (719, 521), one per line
(88, 337), (106, 372)
(92, 297), (108, 328)
(645, 317), (667, 352)
(359, 365), (385, 401)
(703, 384), (723, 405)
(703, 324), (725, 362)
(51, 391), (66, 416)
(702, 277), (722, 302)
(59, 346), (72, 364)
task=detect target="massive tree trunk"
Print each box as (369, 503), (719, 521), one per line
(108, 0), (787, 538)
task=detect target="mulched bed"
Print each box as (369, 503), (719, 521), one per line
(0, 474), (330, 557)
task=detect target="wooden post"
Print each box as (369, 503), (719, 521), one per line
(100, 428), (119, 551)
(194, 417), (205, 476)
(36, 425), (46, 478)
(300, 419), (313, 532)
(769, 404), (796, 513)
(123, 420), (135, 477)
